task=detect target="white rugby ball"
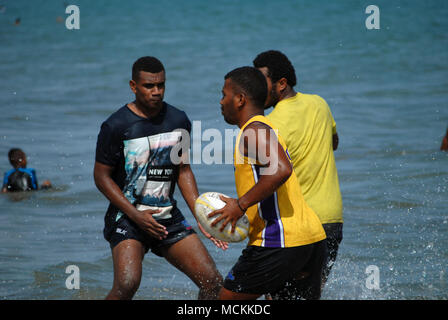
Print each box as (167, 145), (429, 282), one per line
(194, 192), (249, 242)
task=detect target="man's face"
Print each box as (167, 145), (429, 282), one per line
(258, 67), (279, 109)
(220, 79), (239, 125)
(131, 70), (165, 110)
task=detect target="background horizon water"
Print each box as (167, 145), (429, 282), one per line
(0, 0), (447, 300)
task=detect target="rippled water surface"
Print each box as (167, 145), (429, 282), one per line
(0, 0), (447, 299)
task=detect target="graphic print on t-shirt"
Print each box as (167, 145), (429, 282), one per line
(119, 131), (182, 221)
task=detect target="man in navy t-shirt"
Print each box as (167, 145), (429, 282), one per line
(94, 56), (225, 300)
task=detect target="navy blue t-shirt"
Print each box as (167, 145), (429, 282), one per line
(95, 102), (192, 222)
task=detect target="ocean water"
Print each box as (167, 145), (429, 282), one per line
(0, 0), (447, 300)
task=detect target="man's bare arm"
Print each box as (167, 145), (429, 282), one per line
(209, 122), (293, 232)
(93, 161), (167, 240)
(333, 133), (339, 151)
(177, 162), (228, 250)
(176, 163), (199, 214)
(237, 122), (292, 213)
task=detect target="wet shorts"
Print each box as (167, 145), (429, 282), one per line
(322, 223), (343, 283)
(103, 211), (196, 257)
(224, 240), (327, 299)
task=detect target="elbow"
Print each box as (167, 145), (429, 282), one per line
(278, 162), (293, 185)
(93, 169), (106, 191)
(93, 170), (100, 187)
(284, 162), (293, 180)
(93, 162), (115, 195)
(94, 175), (105, 192)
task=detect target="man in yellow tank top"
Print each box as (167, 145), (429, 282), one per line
(209, 66), (327, 300)
(253, 50), (343, 285)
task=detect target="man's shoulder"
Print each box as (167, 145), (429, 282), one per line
(163, 102), (191, 132)
(298, 93), (336, 131)
(269, 93), (333, 128)
(102, 105), (131, 126)
(293, 93), (333, 119)
(165, 102), (189, 120)
(99, 105), (142, 137)
(298, 92), (329, 107)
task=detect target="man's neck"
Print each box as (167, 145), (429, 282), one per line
(128, 101), (163, 119)
(279, 86), (296, 102)
(238, 108), (264, 128)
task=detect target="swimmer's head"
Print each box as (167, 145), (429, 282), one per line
(8, 148), (27, 169)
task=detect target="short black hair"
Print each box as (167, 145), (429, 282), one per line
(8, 148), (25, 168)
(224, 66), (267, 109)
(132, 56), (165, 81)
(253, 50), (297, 87)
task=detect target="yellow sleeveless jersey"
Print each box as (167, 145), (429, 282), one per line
(234, 115), (326, 248)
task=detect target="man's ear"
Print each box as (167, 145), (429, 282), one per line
(277, 77), (288, 92)
(235, 92), (246, 109)
(129, 79), (137, 94)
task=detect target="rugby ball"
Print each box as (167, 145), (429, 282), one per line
(194, 192), (249, 242)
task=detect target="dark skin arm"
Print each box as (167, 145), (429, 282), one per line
(333, 133), (339, 151)
(177, 162), (228, 250)
(209, 122), (293, 232)
(93, 161), (168, 240)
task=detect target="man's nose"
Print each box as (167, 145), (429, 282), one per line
(153, 86), (161, 95)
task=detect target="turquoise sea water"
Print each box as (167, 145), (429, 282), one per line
(0, 0), (447, 299)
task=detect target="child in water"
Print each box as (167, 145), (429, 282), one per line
(1, 148), (51, 192)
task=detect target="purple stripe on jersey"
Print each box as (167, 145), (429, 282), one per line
(254, 166), (283, 247)
(285, 148), (291, 160)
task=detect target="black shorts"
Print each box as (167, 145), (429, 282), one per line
(322, 223), (343, 283)
(103, 211), (196, 257)
(223, 240), (327, 299)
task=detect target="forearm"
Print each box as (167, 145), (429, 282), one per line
(238, 165), (291, 211)
(177, 164), (199, 216)
(333, 133), (339, 151)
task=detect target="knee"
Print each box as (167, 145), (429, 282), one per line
(200, 272), (223, 290)
(110, 274), (141, 300)
(197, 273), (223, 300)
